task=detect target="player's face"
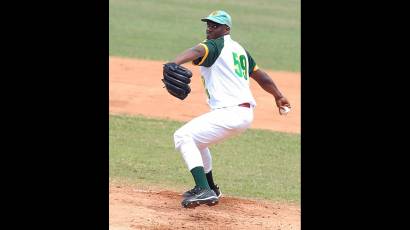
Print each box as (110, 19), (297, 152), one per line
(206, 21), (228, 39)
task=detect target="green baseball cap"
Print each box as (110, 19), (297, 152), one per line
(201, 10), (232, 28)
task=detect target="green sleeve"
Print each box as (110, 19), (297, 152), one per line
(245, 50), (258, 75)
(192, 37), (224, 67)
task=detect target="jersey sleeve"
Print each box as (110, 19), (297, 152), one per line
(245, 50), (259, 75)
(192, 37), (224, 67)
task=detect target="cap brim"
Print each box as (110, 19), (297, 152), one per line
(201, 18), (215, 23)
(201, 18), (224, 24)
(201, 17), (231, 27)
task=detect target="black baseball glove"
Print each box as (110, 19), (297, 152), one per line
(162, 62), (193, 100)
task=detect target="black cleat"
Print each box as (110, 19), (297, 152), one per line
(181, 186), (219, 208)
(182, 186), (197, 198)
(211, 185), (222, 198)
(183, 185), (222, 198)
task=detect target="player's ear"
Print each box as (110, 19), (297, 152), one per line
(225, 26), (230, 31)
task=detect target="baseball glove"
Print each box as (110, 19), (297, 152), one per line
(162, 62), (193, 100)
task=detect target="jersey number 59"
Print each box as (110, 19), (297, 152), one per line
(232, 52), (248, 80)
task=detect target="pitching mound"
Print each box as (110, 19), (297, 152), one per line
(110, 184), (300, 230)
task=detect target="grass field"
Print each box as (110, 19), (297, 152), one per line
(109, 0), (300, 71)
(109, 115), (300, 203)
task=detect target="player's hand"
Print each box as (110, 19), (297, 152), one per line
(275, 97), (290, 108)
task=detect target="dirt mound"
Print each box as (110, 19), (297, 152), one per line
(109, 184), (300, 230)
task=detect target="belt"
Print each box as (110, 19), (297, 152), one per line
(238, 102), (251, 108)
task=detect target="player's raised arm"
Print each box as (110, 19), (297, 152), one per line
(173, 45), (206, 65)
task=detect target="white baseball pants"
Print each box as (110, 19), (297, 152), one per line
(174, 105), (254, 172)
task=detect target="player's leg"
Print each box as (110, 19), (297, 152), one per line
(174, 121), (218, 208)
(174, 106), (252, 171)
(174, 106), (253, 170)
(175, 133), (210, 190)
(177, 106), (254, 149)
(199, 147), (222, 198)
(174, 106), (253, 207)
(200, 147), (212, 174)
(181, 147), (221, 198)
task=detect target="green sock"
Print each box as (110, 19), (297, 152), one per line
(190, 166), (210, 189)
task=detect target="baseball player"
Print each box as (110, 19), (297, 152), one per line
(168, 10), (291, 208)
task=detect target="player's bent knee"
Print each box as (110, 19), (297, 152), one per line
(174, 129), (192, 150)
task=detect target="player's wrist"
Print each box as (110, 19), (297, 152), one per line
(274, 95), (284, 101)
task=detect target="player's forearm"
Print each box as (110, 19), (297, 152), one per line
(261, 80), (284, 100)
(173, 46), (204, 65)
(251, 70), (284, 99)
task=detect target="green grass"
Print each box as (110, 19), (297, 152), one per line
(109, 0), (300, 71)
(109, 114), (300, 203)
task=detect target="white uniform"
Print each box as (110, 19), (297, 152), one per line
(174, 35), (259, 172)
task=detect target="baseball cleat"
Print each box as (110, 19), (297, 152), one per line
(183, 185), (222, 198)
(181, 186), (219, 208)
(211, 185), (222, 198)
(182, 186), (197, 198)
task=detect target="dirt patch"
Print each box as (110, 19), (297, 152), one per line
(109, 57), (300, 133)
(110, 184), (300, 230)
